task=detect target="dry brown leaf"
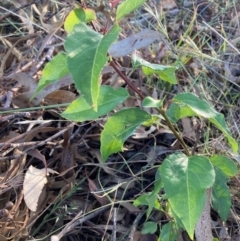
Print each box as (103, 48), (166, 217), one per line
(87, 176), (109, 206)
(12, 72), (37, 92)
(124, 88), (136, 108)
(119, 202), (140, 213)
(28, 149), (47, 171)
(0, 234), (7, 241)
(90, 150), (117, 176)
(139, 234), (158, 241)
(181, 117), (196, 141)
(133, 231), (142, 241)
(44, 90), (76, 104)
(131, 231), (158, 241)
(0, 131), (19, 143)
(12, 74), (73, 107)
(23, 165), (54, 212)
(104, 208), (127, 221)
(59, 131), (75, 178)
(161, 0), (177, 9)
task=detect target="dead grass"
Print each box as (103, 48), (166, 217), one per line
(0, 0), (240, 240)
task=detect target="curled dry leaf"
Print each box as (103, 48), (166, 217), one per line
(23, 165), (57, 212)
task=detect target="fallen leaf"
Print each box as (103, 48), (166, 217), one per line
(45, 90), (76, 104)
(108, 29), (164, 58)
(12, 74), (73, 107)
(87, 176), (109, 206)
(23, 165), (52, 212)
(161, 0), (177, 9)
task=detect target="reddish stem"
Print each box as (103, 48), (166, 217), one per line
(110, 60), (145, 100)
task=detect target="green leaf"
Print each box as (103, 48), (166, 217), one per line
(166, 103), (180, 123)
(173, 93), (238, 153)
(159, 222), (178, 241)
(210, 155), (237, 221)
(116, 0), (148, 21)
(166, 103), (196, 123)
(133, 171), (162, 216)
(65, 23), (121, 110)
(142, 96), (163, 108)
(211, 168), (231, 221)
(142, 115), (161, 126)
(142, 221), (158, 234)
(33, 52), (69, 98)
(134, 193), (149, 206)
(61, 86), (129, 121)
(153, 170), (163, 195)
(101, 108), (151, 162)
(159, 153), (215, 239)
(210, 155), (237, 177)
(132, 54), (177, 84)
(64, 7), (96, 33)
(134, 192), (161, 219)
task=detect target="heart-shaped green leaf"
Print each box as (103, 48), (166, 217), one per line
(160, 153), (215, 239)
(211, 168), (231, 221)
(210, 155), (237, 221)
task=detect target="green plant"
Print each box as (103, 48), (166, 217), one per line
(33, 0), (238, 240)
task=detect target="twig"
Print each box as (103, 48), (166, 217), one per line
(51, 206), (110, 241)
(113, 208), (117, 241)
(158, 108), (190, 156)
(0, 94), (6, 102)
(0, 141), (61, 150)
(0, 123), (75, 161)
(3, 91), (13, 108)
(129, 211), (145, 241)
(0, 112), (31, 122)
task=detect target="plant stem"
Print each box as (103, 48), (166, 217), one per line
(110, 60), (189, 155)
(110, 60), (145, 100)
(158, 108), (190, 156)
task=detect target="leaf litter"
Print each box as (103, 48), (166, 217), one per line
(0, 0), (240, 240)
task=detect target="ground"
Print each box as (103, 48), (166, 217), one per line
(0, 0), (240, 240)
